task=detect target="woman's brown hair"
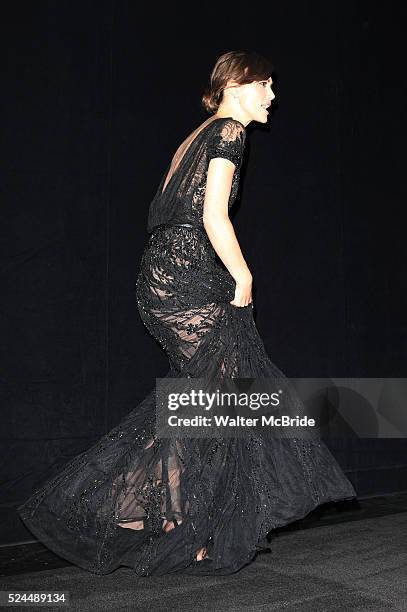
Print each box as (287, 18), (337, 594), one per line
(201, 50), (273, 114)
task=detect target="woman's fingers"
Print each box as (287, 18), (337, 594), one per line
(230, 293), (253, 307)
(230, 278), (253, 307)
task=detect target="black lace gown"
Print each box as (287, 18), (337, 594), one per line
(17, 117), (356, 576)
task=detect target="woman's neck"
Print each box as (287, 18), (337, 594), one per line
(213, 107), (250, 127)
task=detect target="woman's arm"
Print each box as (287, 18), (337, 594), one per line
(203, 158), (252, 307)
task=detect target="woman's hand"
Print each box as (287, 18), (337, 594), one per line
(230, 273), (253, 307)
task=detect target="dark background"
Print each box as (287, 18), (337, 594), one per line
(2, 1), (406, 545)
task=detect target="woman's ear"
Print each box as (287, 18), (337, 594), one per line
(225, 78), (240, 89)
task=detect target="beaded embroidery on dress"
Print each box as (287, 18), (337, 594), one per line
(17, 117), (356, 576)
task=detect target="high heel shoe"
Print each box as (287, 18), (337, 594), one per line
(118, 517), (209, 564)
(162, 519), (207, 562)
(162, 517), (182, 533)
(195, 546), (207, 561)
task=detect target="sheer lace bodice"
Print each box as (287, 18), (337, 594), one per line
(147, 117), (246, 232)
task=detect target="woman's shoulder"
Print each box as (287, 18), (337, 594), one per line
(210, 116), (246, 144)
(206, 117), (246, 167)
(210, 116), (246, 137)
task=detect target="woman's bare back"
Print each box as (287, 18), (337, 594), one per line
(161, 115), (221, 196)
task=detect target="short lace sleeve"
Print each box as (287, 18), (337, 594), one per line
(207, 118), (246, 169)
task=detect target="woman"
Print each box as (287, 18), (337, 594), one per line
(17, 51), (356, 576)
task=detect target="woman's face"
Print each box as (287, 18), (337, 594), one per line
(236, 76), (275, 124)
